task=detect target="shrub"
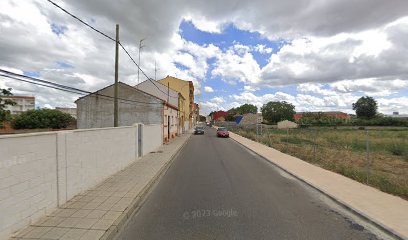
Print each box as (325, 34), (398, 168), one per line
(352, 117), (408, 127)
(297, 115), (347, 126)
(13, 109), (74, 129)
(388, 143), (407, 156)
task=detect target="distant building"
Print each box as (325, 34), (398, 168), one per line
(388, 112), (408, 120)
(158, 76), (195, 129)
(194, 103), (200, 123)
(212, 111), (228, 121)
(136, 79), (182, 138)
(294, 111), (351, 121)
(2, 96), (35, 114)
(238, 113), (263, 125)
(55, 107), (77, 119)
(277, 120), (298, 129)
(75, 82), (165, 129)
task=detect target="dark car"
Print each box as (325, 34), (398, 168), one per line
(194, 127), (205, 135)
(216, 127), (229, 138)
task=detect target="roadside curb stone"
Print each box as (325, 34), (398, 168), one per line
(228, 130), (408, 240)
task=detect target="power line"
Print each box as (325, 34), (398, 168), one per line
(0, 70), (164, 106)
(118, 42), (178, 98)
(46, 0), (116, 42)
(1, 69), (87, 94)
(0, 74), (85, 95)
(45, 0), (179, 99)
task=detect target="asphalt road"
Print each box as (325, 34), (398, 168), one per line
(115, 128), (378, 240)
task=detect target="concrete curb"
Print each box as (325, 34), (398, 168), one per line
(100, 134), (192, 240)
(228, 132), (405, 240)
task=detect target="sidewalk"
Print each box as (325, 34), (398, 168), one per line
(11, 133), (191, 240)
(229, 131), (408, 239)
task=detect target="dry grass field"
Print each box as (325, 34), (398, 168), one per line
(230, 126), (408, 199)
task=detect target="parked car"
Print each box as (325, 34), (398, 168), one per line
(194, 126), (205, 135)
(216, 127), (229, 138)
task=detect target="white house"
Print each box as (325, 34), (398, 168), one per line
(136, 80), (181, 141)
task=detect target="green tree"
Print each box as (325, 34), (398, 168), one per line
(261, 101), (295, 123)
(13, 109), (74, 129)
(236, 104), (257, 114)
(352, 96), (378, 119)
(199, 115), (206, 122)
(226, 104), (257, 117)
(0, 88), (16, 126)
(224, 113), (236, 121)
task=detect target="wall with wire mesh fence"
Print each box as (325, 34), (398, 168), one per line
(219, 122), (408, 199)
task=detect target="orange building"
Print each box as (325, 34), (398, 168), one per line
(158, 76), (195, 129)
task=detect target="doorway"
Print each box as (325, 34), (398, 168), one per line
(168, 116), (170, 140)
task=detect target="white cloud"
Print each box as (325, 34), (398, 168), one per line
(199, 96), (226, 113)
(211, 45), (261, 84)
(243, 85), (259, 92)
(377, 97), (408, 113)
(254, 44), (272, 54)
(204, 86), (214, 93)
(184, 16), (225, 33)
(330, 79), (408, 96)
(297, 83), (336, 96)
(261, 19), (408, 87)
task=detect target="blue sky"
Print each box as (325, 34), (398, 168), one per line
(178, 20), (293, 112)
(173, 19), (408, 115)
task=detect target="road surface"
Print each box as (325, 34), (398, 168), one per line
(115, 128), (378, 240)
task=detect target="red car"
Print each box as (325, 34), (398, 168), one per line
(217, 127), (229, 138)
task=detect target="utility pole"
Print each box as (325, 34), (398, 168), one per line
(138, 39), (145, 84)
(114, 24), (119, 127)
(154, 61), (159, 80)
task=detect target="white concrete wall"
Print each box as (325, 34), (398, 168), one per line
(184, 120), (190, 131)
(142, 124), (162, 154)
(0, 132), (58, 240)
(56, 127), (137, 204)
(0, 124), (162, 239)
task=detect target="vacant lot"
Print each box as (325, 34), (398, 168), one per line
(230, 126), (408, 199)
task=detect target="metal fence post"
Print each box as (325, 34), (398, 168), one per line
(286, 128), (289, 152)
(268, 129), (272, 147)
(313, 128), (317, 162)
(366, 129), (371, 184)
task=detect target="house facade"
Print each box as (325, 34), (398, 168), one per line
(136, 80), (181, 140)
(194, 103), (200, 124)
(3, 96), (35, 114)
(158, 76), (195, 129)
(75, 82), (164, 129)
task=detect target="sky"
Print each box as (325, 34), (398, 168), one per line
(1, 0), (408, 115)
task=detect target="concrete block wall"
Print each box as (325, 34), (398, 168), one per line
(0, 133), (58, 240)
(142, 124), (162, 154)
(0, 124), (161, 239)
(56, 127), (138, 204)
